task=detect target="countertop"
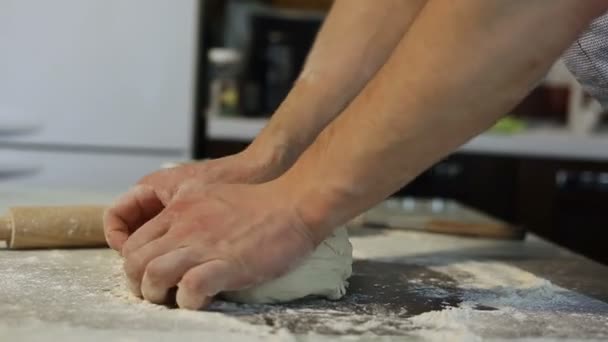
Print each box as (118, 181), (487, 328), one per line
(207, 116), (608, 161)
(1, 188), (608, 341)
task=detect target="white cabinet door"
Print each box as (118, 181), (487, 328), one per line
(0, 0), (197, 150)
(0, 148), (179, 191)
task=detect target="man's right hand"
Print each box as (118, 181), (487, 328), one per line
(103, 149), (282, 253)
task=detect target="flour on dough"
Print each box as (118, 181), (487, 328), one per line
(222, 226), (353, 304)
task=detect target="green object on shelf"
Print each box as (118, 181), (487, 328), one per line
(490, 116), (527, 135)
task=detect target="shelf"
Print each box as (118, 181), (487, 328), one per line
(206, 116), (608, 161)
(206, 116), (267, 141)
(462, 128), (608, 161)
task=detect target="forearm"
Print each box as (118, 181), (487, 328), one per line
(281, 0), (608, 241)
(247, 0), (426, 177)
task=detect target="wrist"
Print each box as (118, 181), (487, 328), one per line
(236, 146), (286, 183)
(242, 130), (301, 183)
(245, 76), (333, 172)
(271, 160), (357, 245)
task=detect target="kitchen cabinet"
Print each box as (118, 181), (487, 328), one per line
(398, 154), (519, 222)
(517, 158), (608, 264)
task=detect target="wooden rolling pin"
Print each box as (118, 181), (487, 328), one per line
(0, 206), (108, 249)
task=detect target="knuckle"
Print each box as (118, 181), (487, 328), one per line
(137, 171), (162, 186)
(123, 252), (146, 281)
(143, 261), (166, 285)
(179, 272), (203, 293)
(112, 189), (137, 209)
(120, 241), (135, 258)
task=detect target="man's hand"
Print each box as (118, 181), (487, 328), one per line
(119, 182), (316, 310)
(104, 149), (284, 253)
(105, 0), (427, 264)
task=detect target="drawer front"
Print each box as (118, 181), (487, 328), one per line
(0, 149), (179, 191)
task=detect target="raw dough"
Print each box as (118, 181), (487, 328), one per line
(222, 227), (353, 304)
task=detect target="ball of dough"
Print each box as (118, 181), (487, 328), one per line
(222, 227), (353, 304)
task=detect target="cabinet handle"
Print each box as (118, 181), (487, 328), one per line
(555, 169), (608, 192)
(0, 164), (42, 180)
(0, 123), (42, 137)
(433, 162), (464, 179)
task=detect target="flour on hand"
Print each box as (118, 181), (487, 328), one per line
(222, 227), (353, 304)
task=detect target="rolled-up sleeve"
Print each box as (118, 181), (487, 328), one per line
(563, 12), (608, 107)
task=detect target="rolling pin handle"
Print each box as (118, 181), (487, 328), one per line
(0, 215), (12, 242)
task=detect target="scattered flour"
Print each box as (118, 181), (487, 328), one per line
(21, 255), (41, 264)
(0, 249), (298, 341)
(1, 227), (608, 341)
(406, 261), (608, 341)
(348, 230), (608, 341)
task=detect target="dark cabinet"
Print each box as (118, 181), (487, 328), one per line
(517, 159), (608, 264)
(398, 154), (519, 222)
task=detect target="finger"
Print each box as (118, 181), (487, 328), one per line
(176, 259), (239, 310)
(123, 235), (176, 297)
(103, 206), (131, 252)
(137, 165), (198, 203)
(137, 171), (175, 204)
(103, 215), (128, 253)
(114, 185), (165, 231)
(141, 247), (203, 304)
(121, 212), (171, 258)
(104, 185), (165, 252)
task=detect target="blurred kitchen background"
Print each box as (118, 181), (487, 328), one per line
(1, 0), (607, 264)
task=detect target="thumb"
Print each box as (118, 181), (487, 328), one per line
(176, 259), (242, 310)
